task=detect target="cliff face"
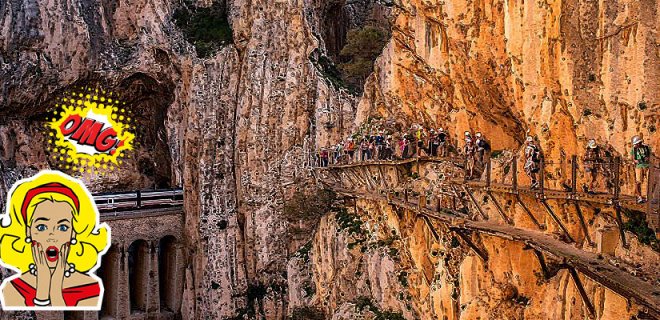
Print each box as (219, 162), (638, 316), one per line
(0, 0), (658, 319)
(359, 0), (659, 156)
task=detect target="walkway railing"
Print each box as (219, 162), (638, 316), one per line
(313, 151), (659, 234)
(94, 188), (183, 214)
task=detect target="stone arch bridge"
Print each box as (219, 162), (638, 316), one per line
(1, 189), (185, 320)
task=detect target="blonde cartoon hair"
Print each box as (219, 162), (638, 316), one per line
(0, 171), (110, 274)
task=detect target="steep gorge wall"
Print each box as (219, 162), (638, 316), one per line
(0, 0), (360, 319)
(291, 197), (648, 319)
(359, 0), (659, 157)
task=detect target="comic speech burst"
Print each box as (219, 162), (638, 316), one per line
(46, 88), (135, 174)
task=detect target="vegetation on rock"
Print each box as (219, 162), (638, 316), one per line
(173, 1), (233, 58)
(338, 26), (389, 93)
(288, 306), (325, 320)
(355, 296), (406, 320)
(623, 209), (659, 251)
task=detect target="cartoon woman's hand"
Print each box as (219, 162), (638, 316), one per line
(32, 242), (51, 302)
(49, 242), (70, 307)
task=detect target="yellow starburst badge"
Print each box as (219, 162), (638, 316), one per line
(46, 88), (135, 174)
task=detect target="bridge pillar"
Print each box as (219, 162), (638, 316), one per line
(98, 245), (121, 319)
(119, 243), (131, 319)
(147, 241), (161, 319)
(595, 226), (619, 256)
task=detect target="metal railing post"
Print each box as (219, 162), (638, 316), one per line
(512, 155), (518, 193)
(539, 157), (545, 195)
(613, 156), (621, 201)
(571, 155), (577, 193)
(486, 154), (491, 189)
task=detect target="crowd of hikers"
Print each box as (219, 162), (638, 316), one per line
(315, 125), (653, 204)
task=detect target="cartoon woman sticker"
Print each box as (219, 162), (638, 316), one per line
(0, 170), (110, 310)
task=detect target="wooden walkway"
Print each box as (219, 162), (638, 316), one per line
(327, 185), (660, 318)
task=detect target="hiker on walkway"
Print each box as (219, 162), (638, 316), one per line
(583, 139), (602, 194)
(437, 128), (448, 156)
(368, 136), (376, 161)
(346, 138), (356, 163)
(416, 126), (425, 157)
(320, 148), (329, 167)
(464, 137), (476, 179)
(334, 142), (344, 164)
(631, 136), (651, 203)
(360, 137), (371, 161)
(524, 136), (542, 189)
(384, 136), (394, 160)
(475, 132), (491, 166)
(429, 129), (440, 157)
(399, 136), (409, 159)
(375, 132), (385, 160)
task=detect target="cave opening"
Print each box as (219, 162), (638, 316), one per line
(317, 0), (392, 94)
(117, 73), (175, 189)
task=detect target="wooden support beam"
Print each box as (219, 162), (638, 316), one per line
(614, 204), (628, 248)
(377, 166), (389, 190)
(515, 195), (545, 230)
(421, 215), (441, 241)
(464, 186), (489, 220)
(487, 192), (513, 225)
(512, 155), (518, 193)
(540, 200), (575, 243)
(573, 201), (594, 247)
(454, 230), (489, 262)
(568, 267), (596, 317)
(531, 249), (551, 279)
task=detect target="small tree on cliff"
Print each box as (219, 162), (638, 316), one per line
(339, 26), (389, 92)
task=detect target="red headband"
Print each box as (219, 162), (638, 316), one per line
(21, 183), (80, 223)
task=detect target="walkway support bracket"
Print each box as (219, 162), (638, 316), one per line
(454, 230), (489, 262)
(568, 267), (596, 317)
(614, 204), (628, 248)
(573, 201), (594, 247)
(487, 191), (513, 225)
(515, 195), (544, 230)
(422, 215), (441, 241)
(540, 199), (575, 243)
(464, 186), (489, 220)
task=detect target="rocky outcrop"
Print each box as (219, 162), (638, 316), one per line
(1, 0), (658, 319)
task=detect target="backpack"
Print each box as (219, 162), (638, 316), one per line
(477, 139), (491, 152)
(634, 145), (650, 162)
(531, 146), (541, 162)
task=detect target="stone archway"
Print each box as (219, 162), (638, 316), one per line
(158, 235), (180, 313)
(128, 240), (150, 313)
(97, 244), (120, 319)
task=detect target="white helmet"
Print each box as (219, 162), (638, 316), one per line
(587, 139), (597, 149)
(526, 136), (533, 143)
(632, 136), (643, 145)
(476, 132), (482, 138)
(464, 131), (471, 136)
(438, 128), (444, 132)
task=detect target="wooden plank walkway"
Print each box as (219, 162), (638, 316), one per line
(327, 185), (660, 317)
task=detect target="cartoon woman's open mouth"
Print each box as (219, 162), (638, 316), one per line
(46, 246), (59, 262)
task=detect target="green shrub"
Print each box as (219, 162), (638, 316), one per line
(289, 306), (325, 320)
(623, 209), (659, 251)
(173, 1), (233, 58)
(354, 296), (406, 320)
(284, 189), (337, 222)
(338, 26), (389, 93)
